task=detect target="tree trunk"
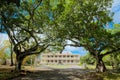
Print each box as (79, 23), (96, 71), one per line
(10, 43), (14, 66)
(96, 58), (106, 72)
(10, 52), (14, 66)
(15, 56), (24, 71)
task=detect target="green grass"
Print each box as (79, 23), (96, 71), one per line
(0, 65), (119, 80)
(0, 72), (20, 80)
(86, 65), (96, 69)
(45, 64), (73, 69)
(84, 72), (120, 80)
(84, 64), (112, 69)
(98, 72), (120, 80)
(85, 65), (120, 80)
(46, 65), (120, 80)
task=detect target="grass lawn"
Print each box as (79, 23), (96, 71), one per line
(98, 72), (120, 80)
(45, 64), (74, 69)
(0, 72), (19, 80)
(0, 65), (19, 80)
(0, 65), (120, 80)
(23, 66), (35, 71)
(82, 64), (112, 69)
(84, 71), (120, 80)
(85, 65), (120, 80)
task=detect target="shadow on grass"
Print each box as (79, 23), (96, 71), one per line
(0, 66), (119, 80)
(99, 72), (120, 80)
(10, 69), (103, 80)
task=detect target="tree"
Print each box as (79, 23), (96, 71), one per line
(1, 0), (47, 71)
(56, 0), (120, 72)
(0, 0), (68, 71)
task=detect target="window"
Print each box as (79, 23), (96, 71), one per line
(71, 55), (73, 58)
(71, 60), (73, 63)
(55, 60), (57, 63)
(48, 60), (50, 62)
(55, 55), (57, 58)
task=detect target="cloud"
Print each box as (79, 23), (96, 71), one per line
(63, 46), (88, 56)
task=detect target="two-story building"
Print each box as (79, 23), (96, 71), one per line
(40, 53), (80, 65)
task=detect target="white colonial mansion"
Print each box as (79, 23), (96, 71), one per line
(39, 53), (80, 65)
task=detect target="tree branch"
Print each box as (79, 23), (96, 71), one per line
(101, 47), (120, 57)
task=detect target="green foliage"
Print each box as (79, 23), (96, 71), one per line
(103, 55), (112, 66)
(80, 53), (96, 65)
(56, 0), (114, 52)
(111, 52), (120, 70)
(0, 40), (10, 59)
(108, 23), (120, 34)
(102, 51), (120, 70)
(99, 72), (120, 80)
(0, 0), (67, 55)
(23, 55), (36, 65)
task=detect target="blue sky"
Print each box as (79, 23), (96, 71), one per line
(63, 46), (88, 56)
(1, 0), (120, 56)
(112, 0), (120, 23)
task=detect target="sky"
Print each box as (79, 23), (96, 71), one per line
(63, 46), (88, 56)
(0, 0), (120, 56)
(112, 0), (120, 23)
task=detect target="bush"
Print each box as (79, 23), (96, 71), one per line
(80, 53), (95, 65)
(22, 55), (36, 66)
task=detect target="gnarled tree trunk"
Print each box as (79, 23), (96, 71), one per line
(15, 55), (24, 71)
(10, 52), (14, 66)
(10, 41), (14, 66)
(96, 57), (106, 72)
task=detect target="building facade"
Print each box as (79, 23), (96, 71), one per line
(40, 53), (80, 65)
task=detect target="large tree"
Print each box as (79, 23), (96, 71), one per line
(56, 0), (120, 72)
(0, 0), (67, 71)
